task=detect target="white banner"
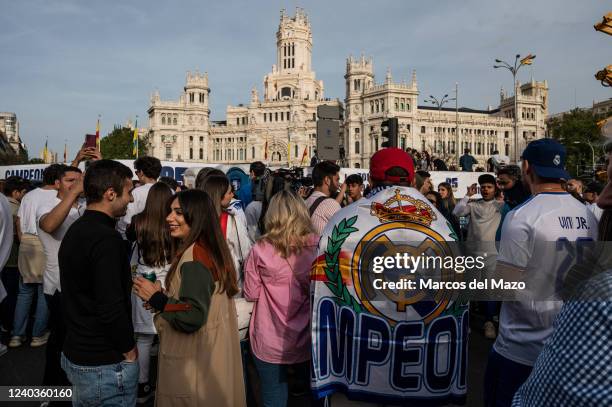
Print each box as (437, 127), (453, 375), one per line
(1, 161), (491, 197)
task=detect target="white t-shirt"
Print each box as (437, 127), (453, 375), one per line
(494, 192), (599, 366)
(36, 196), (84, 295)
(16, 188), (57, 235)
(117, 182), (154, 238)
(0, 194), (14, 302)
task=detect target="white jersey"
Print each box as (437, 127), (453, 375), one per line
(494, 192), (598, 366)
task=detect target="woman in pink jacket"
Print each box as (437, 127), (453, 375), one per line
(243, 189), (318, 407)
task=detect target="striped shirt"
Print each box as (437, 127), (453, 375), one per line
(304, 191), (341, 236)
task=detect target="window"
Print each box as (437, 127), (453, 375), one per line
(161, 116), (166, 125)
(199, 148), (203, 159)
(381, 100), (385, 111)
(252, 146), (255, 159)
(263, 113), (267, 123)
(355, 128), (360, 135)
(165, 146), (172, 160)
(189, 136), (193, 141)
(189, 93), (194, 103)
(421, 126), (426, 134)
(505, 144), (509, 156)
(504, 131), (509, 138)
(401, 138), (405, 150)
(394, 98), (399, 110)
(281, 112), (284, 121)
(275, 112), (278, 121)
(375, 100), (379, 113)
(281, 87), (291, 98)
(236, 118), (240, 126)
(189, 148), (193, 159)
(173, 117), (177, 125)
(375, 138), (379, 151)
(355, 141), (360, 154)
(294, 145), (298, 157)
(199, 93), (205, 103)
(199, 136), (203, 142)
(287, 112), (290, 121)
(400, 100), (405, 111)
(370, 101), (374, 113)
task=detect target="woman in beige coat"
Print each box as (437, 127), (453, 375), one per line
(133, 189), (246, 406)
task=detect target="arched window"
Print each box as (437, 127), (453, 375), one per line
(173, 117), (177, 125)
(189, 148), (193, 159)
(355, 141), (360, 154)
(161, 115), (166, 125)
(281, 87), (292, 98)
(199, 148), (203, 159)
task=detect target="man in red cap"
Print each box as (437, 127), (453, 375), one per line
(311, 148), (468, 406)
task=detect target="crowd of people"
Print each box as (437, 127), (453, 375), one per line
(0, 138), (610, 407)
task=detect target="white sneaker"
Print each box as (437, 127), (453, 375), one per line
(0, 343), (7, 356)
(8, 336), (25, 348)
(31, 332), (50, 347)
(484, 321), (497, 339)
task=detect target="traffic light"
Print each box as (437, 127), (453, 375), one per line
(381, 118), (398, 148)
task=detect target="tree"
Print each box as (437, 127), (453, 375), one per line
(28, 158), (44, 164)
(548, 108), (605, 177)
(0, 150), (28, 165)
(100, 126), (151, 159)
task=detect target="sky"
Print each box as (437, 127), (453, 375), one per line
(1, 0), (610, 158)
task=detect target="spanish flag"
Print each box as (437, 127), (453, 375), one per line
(520, 54), (535, 66)
(133, 118), (139, 157)
(300, 146), (308, 165)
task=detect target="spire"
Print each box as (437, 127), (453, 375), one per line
(411, 69), (417, 88)
(386, 67), (392, 84)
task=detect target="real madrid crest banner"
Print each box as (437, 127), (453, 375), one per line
(311, 186), (469, 405)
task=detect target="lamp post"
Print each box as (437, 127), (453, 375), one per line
(494, 54), (536, 163)
(424, 92), (456, 159)
(573, 140), (596, 172)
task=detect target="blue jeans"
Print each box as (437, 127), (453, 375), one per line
(12, 277), (48, 337)
(253, 355), (288, 407)
(61, 353), (139, 407)
(484, 349), (533, 407)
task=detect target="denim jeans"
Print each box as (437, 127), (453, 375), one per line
(12, 277), (48, 337)
(253, 355), (288, 407)
(483, 349), (533, 407)
(61, 353), (139, 407)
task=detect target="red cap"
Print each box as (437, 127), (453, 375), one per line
(369, 148), (414, 183)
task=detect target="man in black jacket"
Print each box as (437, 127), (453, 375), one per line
(59, 160), (138, 406)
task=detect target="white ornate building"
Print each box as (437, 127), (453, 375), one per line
(344, 55), (548, 168)
(147, 8), (340, 165)
(147, 8), (548, 168)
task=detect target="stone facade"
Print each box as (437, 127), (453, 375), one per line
(147, 8), (340, 165)
(344, 56), (548, 168)
(0, 112), (22, 154)
(147, 8), (548, 168)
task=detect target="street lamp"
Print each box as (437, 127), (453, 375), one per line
(573, 140), (596, 172)
(424, 92), (457, 159)
(494, 53), (536, 163)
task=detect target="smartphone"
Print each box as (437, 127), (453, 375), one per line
(84, 134), (97, 148)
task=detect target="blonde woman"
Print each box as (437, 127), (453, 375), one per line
(243, 190), (318, 407)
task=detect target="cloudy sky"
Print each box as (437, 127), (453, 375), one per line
(1, 0), (610, 157)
